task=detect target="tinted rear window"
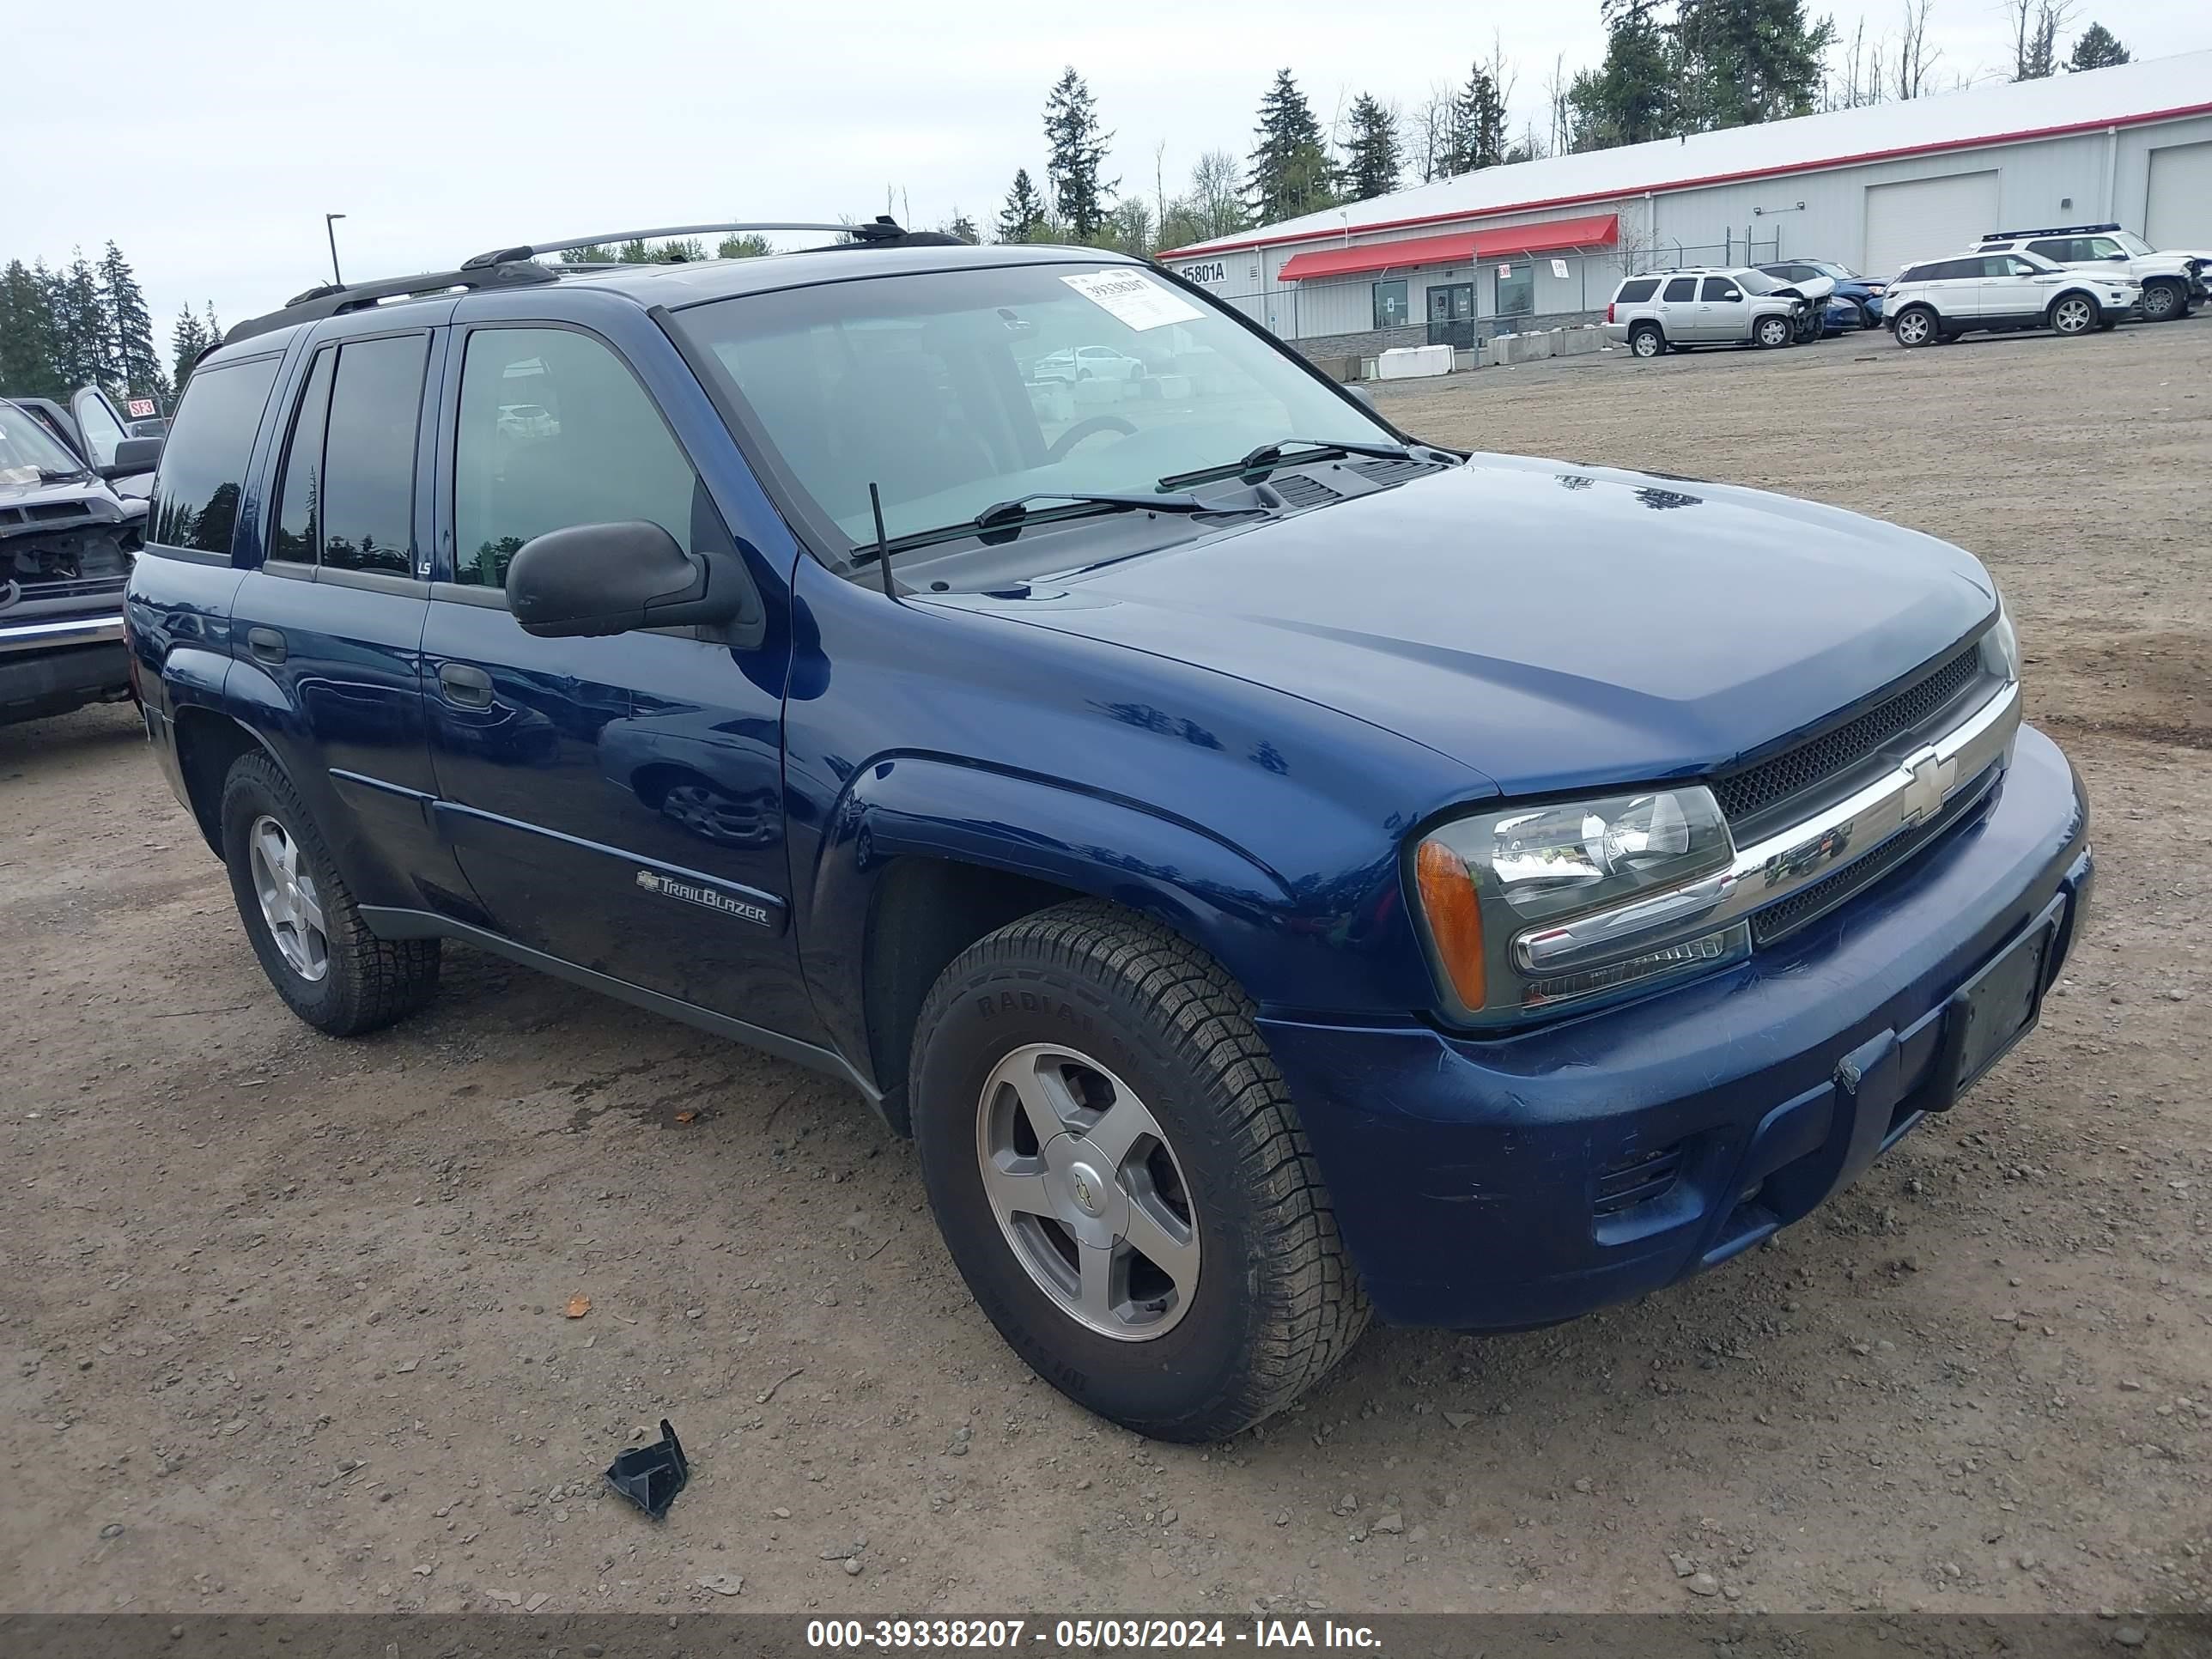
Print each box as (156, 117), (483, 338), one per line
(1662, 277), (1697, 302)
(319, 335), (428, 575)
(150, 356), (280, 555)
(1615, 278), (1659, 304)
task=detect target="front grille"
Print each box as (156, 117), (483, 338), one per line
(1712, 640), (1984, 829)
(1749, 762), (2000, 947)
(1594, 1142), (1686, 1216)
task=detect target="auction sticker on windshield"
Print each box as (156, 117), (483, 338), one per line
(1060, 270), (1204, 331)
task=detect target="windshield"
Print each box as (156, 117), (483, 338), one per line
(0, 404), (90, 486)
(1812, 261), (1861, 280)
(2112, 230), (2156, 257)
(673, 262), (1397, 556)
(1735, 270), (1786, 295)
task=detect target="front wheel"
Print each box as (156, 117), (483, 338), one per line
(2051, 295), (2099, 337)
(909, 902), (1369, 1441)
(220, 751), (441, 1036)
(1893, 306), (1937, 348)
(2141, 280), (2186, 323)
(1755, 315), (1793, 348)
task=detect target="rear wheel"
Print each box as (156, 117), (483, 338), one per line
(909, 901), (1368, 1441)
(220, 751), (441, 1036)
(2050, 294), (2099, 337)
(2142, 279), (2186, 323)
(1628, 324), (1664, 359)
(1893, 306), (1937, 348)
(1755, 315), (1793, 349)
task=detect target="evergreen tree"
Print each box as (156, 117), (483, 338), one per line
(1444, 66), (1508, 174)
(203, 301), (224, 348)
(1246, 70), (1337, 224)
(1674, 0), (1833, 131)
(997, 168), (1048, 242)
(943, 214), (980, 245)
(1340, 94), (1402, 200)
(56, 253), (113, 391)
(0, 259), (64, 400)
(170, 305), (210, 394)
(2068, 21), (2129, 69)
(1569, 0), (1677, 150)
(99, 242), (160, 397)
(1043, 69), (1115, 240)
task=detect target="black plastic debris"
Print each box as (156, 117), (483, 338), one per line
(605, 1418), (689, 1519)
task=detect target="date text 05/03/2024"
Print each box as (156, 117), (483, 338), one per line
(804, 1619), (1384, 1650)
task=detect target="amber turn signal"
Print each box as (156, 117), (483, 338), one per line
(1414, 839), (1487, 1012)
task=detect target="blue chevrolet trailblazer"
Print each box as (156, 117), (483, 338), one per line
(125, 222), (2092, 1440)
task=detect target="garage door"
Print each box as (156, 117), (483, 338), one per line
(1863, 172), (2001, 282)
(2147, 142), (2212, 249)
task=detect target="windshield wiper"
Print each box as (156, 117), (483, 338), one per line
(854, 490), (1269, 562)
(1158, 436), (1419, 490)
(38, 467), (93, 484)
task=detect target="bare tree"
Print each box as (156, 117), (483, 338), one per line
(1893, 0), (1942, 99)
(1545, 52), (1571, 155)
(1825, 18), (1884, 109)
(2005, 0), (2075, 79)
(1412, 82), (1455, 182)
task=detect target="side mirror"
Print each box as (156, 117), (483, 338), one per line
(101, 436), (163, 479)
(1344, 384), (1377, 410)
(507, 521), (753, 639)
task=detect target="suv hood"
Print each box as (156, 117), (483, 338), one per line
(957, 455), (1996, 798)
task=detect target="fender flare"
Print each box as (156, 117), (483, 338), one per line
(802, 753), (1300, 1085)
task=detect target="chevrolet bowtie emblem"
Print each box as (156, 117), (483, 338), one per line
(1898, 746), (1957, 828)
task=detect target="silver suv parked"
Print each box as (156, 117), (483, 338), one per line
(1603, 269), (1804, 357)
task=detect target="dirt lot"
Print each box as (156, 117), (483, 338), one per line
(4, 319), (2207, 1621)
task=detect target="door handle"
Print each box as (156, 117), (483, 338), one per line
(246, 626), (286, 665)
(437, 662), (494, 709)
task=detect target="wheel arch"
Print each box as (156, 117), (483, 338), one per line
(805, 756), (1297, 1135)
(171, 703), (283, 857)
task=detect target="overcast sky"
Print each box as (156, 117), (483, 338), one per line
(19, 0), (2208, 345)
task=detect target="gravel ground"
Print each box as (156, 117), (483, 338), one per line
(3, 318), (2206, 1620)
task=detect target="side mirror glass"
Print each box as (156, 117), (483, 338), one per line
(506, 521), (752, 639)
(101, 436), (163, 478)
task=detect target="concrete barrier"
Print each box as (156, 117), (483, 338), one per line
(1452, 348), (1480, 373)
(1522, 331), (1553, 362)
(1559, 327), (1600, 357)
(1376, 343), (1453, 380)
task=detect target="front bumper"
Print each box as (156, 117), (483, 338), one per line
(1262, 723), (2090, 1330)
(0, 618), (131, 723)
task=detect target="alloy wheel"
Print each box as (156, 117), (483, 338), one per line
(2142, 284), (2178, 321)
(248, 814), (329, 982)
(1896, 311), (1932, 346)
(2054, 297), (2094, 335)
(975, 1042), (1199, 1341)
(1632, 331), (1661, 358)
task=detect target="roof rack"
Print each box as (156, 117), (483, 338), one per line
(224, 259), (557, 345)
(462, 218), (909, 268)
(1983, 222), (2124, 239)
(221, 217), (923, 349)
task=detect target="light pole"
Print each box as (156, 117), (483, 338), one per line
(324, 213), (347, 286)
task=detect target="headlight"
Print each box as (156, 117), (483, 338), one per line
(1982, 584), (2020, 683)
(1413, 787), (1747, 1024)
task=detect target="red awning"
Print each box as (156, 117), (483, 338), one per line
(1275, 213), (1620, 280)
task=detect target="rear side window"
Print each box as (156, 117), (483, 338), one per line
(149, 356), (281, 555)
(451, 326), (702, 589)
(1662, 277), (1697, 302)
(319, 336), (428, 575)
(1615, 278), (1658, 304)
(269, 336), (426, 575)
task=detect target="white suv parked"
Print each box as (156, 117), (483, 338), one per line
(1885, 250), (2138, 347)
(1973, 223), (2201, 324)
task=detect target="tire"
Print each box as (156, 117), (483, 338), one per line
(1628, 324), (1663, 359)
(1893, 306), (1938, 348)
(2050, 294), (2099, 337)
(2141, 279), (2186, 323)
(909, 901), (1369, 1442)
(1755, 315), (1793, 349)
(219, 750), (440, 1036)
